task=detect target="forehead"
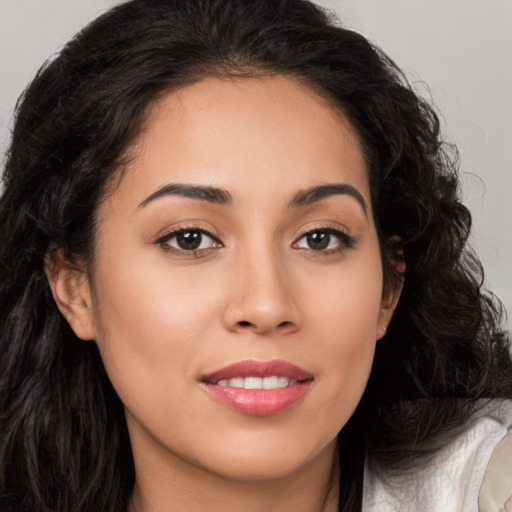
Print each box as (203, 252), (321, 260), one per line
(107, 75), (371, 214)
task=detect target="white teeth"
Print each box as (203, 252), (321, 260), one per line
(229, 377), (244, 388)
(215, 376), (296, 389)
(262, 376), (279, 389)
(278, 376), (289, 388)
(244, 377), (262, 389)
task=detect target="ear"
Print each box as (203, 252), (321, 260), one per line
(45, 249), (96, 341)
(377, 242), (405, 340)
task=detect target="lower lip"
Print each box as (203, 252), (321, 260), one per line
(202, 381), (312, 416)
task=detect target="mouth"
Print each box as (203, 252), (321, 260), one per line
(201, 360), (314, 416)
(210, 375), (299, 389)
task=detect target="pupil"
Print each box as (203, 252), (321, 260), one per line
(177, 231), (202, 250)
(307, 231), (330, 250)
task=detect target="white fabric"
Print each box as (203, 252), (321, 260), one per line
(479, 428), (512, 512)
(362, 400), (512, 512)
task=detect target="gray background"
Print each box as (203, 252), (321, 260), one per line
(1, 0), (511, 324)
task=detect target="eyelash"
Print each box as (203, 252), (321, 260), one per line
(293, 227), (356, 255)
(154, 226), (356, 256)
(154, 227), (223, 256)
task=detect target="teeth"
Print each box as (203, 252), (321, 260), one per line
(278, 376), (289, 388)
(215, 376), (296, 389)
(229, 377), (244, 387)
(244, 377), (262, 389)
(263, 376), (279, 389)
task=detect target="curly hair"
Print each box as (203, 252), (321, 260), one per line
(0, 0), (511, 511)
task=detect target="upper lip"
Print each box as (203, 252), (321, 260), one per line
(202, 359), (313, 383)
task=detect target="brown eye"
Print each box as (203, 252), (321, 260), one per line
(175, 231), (203, 250)
(295, 228), (356, 252)
(306, 231), (331, 250)
(158, 228), (221, 252)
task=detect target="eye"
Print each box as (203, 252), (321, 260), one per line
(156, 228), (222, 252)
(294, 228), (355, 252)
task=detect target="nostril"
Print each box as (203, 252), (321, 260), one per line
(236, 320), (294, 330)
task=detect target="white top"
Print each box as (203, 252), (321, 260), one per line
(363, 400), (512, 512)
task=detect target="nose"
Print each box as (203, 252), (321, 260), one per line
(222, 249), (300, 336)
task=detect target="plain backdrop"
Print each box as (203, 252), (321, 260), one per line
(1, 0), (511, 325)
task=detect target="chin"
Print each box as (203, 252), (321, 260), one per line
(205, 457), (309, 482)
(193, 434), (337, 483)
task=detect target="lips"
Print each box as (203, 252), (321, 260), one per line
(201, 360), (313, 416)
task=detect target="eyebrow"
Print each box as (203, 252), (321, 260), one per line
(139, 184), (232, 208)
(138, 181), (367, 216)
(289, 183), (368, 216)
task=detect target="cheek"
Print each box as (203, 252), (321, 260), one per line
(310, 330), (376, 446)
(89, 249), (223, 408)
(315, 299), (378, 397)
(303, 253), (382, 420)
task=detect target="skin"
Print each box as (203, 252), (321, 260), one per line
(49, 76), (401, 512)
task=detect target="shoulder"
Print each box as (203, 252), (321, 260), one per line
(363, 399), (512, 512)
(479, 423), (512, 512)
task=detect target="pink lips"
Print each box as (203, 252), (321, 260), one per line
(201, 360), (313, 416)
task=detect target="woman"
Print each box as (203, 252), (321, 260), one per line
(0, 0), (511, 511)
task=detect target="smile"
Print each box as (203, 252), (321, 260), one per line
(215, 376), (298, 389)
(201, 360), (313, 416)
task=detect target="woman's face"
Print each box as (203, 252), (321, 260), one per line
(63, 76), (398, 482)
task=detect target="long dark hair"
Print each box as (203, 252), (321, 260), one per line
(1, 1), (511, 511)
